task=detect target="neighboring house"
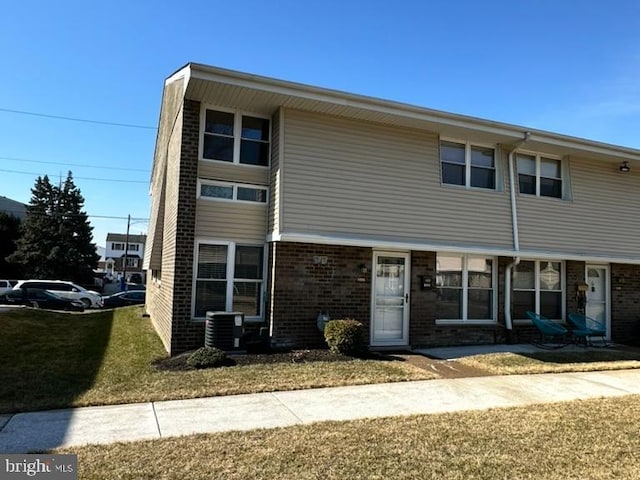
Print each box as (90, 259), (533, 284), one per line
(96, 246), (106, 271)
(144, 62), (640, 355)
(105, 233), (146, 279)
(0, 196), (27, 220)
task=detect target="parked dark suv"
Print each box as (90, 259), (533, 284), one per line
(127, 273), (143, 284)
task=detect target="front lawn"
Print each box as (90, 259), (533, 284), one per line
(458, 349), (640, 375)
(0, 308), (433, 413)
(62, 394), (640, 479)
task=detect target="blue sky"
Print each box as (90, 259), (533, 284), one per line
(2, 0), (639, 247)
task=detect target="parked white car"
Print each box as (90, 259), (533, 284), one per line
(0, 280), (13, 295)
(13, 280), (103, 308)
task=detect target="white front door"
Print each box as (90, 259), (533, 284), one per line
(371, 252), (410, 346)
(585, 265), (610, 339)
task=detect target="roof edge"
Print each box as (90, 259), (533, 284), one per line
(185, 62), (640, 160)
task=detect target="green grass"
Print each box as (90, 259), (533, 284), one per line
(0, 308), (433, 413)
(61, 394), (640, 479)
(458, 349), (640, 375)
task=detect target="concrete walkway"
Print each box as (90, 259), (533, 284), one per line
(2, 369), (640, 453)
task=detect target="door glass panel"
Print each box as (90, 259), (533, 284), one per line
(376, 257), (405, 296)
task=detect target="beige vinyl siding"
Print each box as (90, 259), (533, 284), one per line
(195, 199), (267, 243)
(281, 109), (513, 249)
(145, 78), (184, 271)
(268, 109), (281, 235)
(198, 161), (269, 185)
(518, 157), (640, 257)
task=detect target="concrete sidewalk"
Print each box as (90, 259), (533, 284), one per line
(2, 369), (640, 453)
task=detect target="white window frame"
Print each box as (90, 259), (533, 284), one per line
(128, 244), (140, 252)
(111, 242), (124, 251)
(197, 180), (268, 204)
(199, 105), (271, 168)
(125, 257), (138, 268)
(435, 254), (497, 325)
(513, 260), (566, 322)
(192, 240), (266, 323)
(440, 138), (497, 190)
(516, 151), (564, 198)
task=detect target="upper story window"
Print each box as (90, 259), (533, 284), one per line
(517, 153), (562, 198)
(129, 244), (140, 252)
(440, 140), (496, 190)
(111, 243), (124, 250)
(203, 109), (270, 167)
(198, 180), (267, 203)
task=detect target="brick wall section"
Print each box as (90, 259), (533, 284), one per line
(145, 82), (184, 352)
(566, 260), (584, 314)
(167, 99), (203, 354)
(271, 245), (508, 348)
(270, 242), (372, 347)
(611, 264), (640, 342)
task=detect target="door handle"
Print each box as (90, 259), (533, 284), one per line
(405, 293), (409, 303)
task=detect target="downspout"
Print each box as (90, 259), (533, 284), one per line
(504, 132), (531, 336)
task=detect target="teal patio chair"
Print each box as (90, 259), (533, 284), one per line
(526, 311), (572, 349)
(568, 313), (609, 347)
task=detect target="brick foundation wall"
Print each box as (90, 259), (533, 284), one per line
(270, 245), (510, 348)
(269, 242), (372, 347)
(611, 264), (640, 343)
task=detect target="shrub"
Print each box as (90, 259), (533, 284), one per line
(186, 347), (227, 369)
(324, 319), (368, 356)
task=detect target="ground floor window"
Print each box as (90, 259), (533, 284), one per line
(513, 260), (563, 320)
(436, 254), (495, 322)
(194, 242), (264, 321)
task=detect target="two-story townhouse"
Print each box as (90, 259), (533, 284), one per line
(144, 63), (640, 355)
(106, 233), (147, 279)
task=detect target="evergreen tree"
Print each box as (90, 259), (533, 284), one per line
(0, 212), (23, 278)
(9, 172), (99, 283)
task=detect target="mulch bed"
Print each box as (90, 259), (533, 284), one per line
(152, 348), (492, 378)
(153, 349), (359, 371)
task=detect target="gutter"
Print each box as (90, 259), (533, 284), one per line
(505, 132), (530, 333)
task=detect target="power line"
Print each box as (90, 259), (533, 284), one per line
(0, 207), (148, 221)
(0, 156), (150, 173)
(0, 168), (148, 184)
(0, 107), (157, 130)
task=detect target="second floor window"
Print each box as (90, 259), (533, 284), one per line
(440, 141), (495, 190)
(203, 109), (270, 166)
(517, 154), (562, 198)
(111, 243), (124, 250)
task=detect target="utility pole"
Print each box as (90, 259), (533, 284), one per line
(122, 214), (130, 292)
